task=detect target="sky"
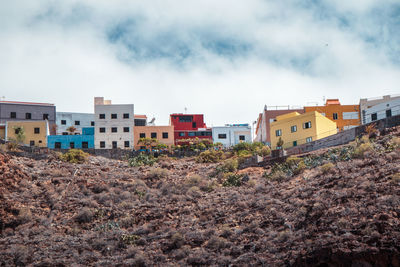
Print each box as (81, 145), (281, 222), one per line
(0, 0), (399, 126)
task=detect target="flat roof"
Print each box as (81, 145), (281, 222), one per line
(0, 100), (54, 106)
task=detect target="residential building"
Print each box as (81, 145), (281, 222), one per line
(169, 113), (212, 145)
(6, 121), (49, 147)
(94, 97), (134, 149)
(0, 100), (56, 138)
(56, 112), (95, 135)
(133, 125), (174, 150)
(254, 105), (304, 146)
(48, 127), (94, 149)
(305, 99), (360, 131)
(362, 97), (400, 124)
(212, 124), (252, 147)
(134, 115), (147, 126)
(360, 94), (400, 124)
(270, 111), (337, 150)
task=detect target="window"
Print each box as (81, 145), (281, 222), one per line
(25, 113), (32, 119)
(111, 127), (118, 133)
(111, 114), (117, 119)
(192, 122), (197, 128)
(82, 142), (88, 148)
(39, 140), (42, 144)
(139, 133), (146, 138)
(179, 132), (185, 137)
(178, 116), (193, 122)
(99, 127), (106, 133)
(162, 132), (168, 139)
(61, 120), (67, 125)
(55, 142), (61, 149)
(123, 113), (129, 119)
(14, 128), (21, 135)
(140, 146), (146, 150)
(343, 112), (359, 120)
(218, 133), (227, 139)
(205, 132), (212, 136)
(303, 121), (311, 129)
(124, 141), (130, 148)
(75, 120), (80, 126)
(34, 127), (40, 134)
(151, 132), (157, 138)
(134, 119), (146, 126)
(70, 142), (75, 149)
(188, 132), (195, 137)
(10, 112), (16, 118)
(239, 135), (245, 141)
(333, 113), (338, 120)
(112, 141), (117, 149)
(91, 121), (95, 126)
(62, 132), (68, 135)
(30, 140), (35, 146)
(293, 141), (297, 146)
(275, 129), (282, 136)
(100, 141), (105, 148)
(123, 127), (130, 133)
(43, 114), (49, 120)
(99, 114), (105, 119)
(371, 113), (377, 121)
(386, 109), (392, 118)
(306, 137), (312, 143)
(291, 125), (297, 133)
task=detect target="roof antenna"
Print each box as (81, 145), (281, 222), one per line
(1, 96), (5, 101)
(323, 96), (326, 105)
(184, 107), (187, 114)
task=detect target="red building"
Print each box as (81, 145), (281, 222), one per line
(170, 114), (212, 145)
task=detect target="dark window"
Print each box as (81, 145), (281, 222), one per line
(188, 132), (195, 137)
(91, 121), (95, 126)
(291, 125), (297, 133)
(123, 113), (129, 119)
(99, 114), (105, 119)
(112, 141), (117, 149)
(70, 142), (75, 148)
(179, 132), (185, 137)
(25, 113), (32, 119)
(55, 142), (61, 149)
(124, 141), (130, 148)
(276, 129), (282, 136)
(293, 141), (297, 146)
(14, 128), (21, 135)
(192, 122), (197, 128)
(99, 127), (106, 133)
(82, 142), (88, 148)
(39, 140), (42, 143)
(239, 135), (245, 141)
(139, 133), (146, 138)
(61, 120), (67, 125)
(162, 132), (168, 139)
(306, 137), (312, 143)
(386, 109), (392, 118)
(303, 121), (311, 129)
(333, 113), (338, 120)
(218, 134), (227, 139)
(62, 132), (68, 135)
(34, 127), (40, 134)
(30, 140), (35, 146)
(75, 120), (80, 125)
(100, 141), (106, 148)
(111, 127), (118, 133)
(123, 127), (130, 133)
(134, 119), (146, 126)
(75, 133), (79, 135)
(178, 116), (193, 122)
(371, 113), (377, 121)
(10, 112), (16, 118)
(43, 114), (49, 120)
(205, 132), (212, 136)
(140, 146), (146, 150)
(151, 132), (157, 138)
(111, 114), (117, 119)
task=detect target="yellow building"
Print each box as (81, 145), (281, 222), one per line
(133, 125), (174, 150)
(270, 111), (337, 150)
(6, 121), (49, 147)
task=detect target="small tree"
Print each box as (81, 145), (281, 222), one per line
(276, 137), (284, 150)
(13, 126), (25, 144)
(137, 137), (159, 151)
(67, 126), (77, 135)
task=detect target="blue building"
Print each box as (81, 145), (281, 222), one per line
(48, 127), (94, 149)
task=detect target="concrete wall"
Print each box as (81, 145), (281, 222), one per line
(362, 98), (400, 124)
(94, 104), (134, 149)
(56, 112), (94, 134)
(133, 125), (174, 150)
(6, 121), (49, 147)
(212, 126), (252, 147)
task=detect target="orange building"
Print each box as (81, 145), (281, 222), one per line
(304, 99), (360, 131)
(133, 125), (174, 150)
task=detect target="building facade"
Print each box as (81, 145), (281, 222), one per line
(134, 115), (147, 126)
(270, 111), (337, 150)
(212, 124), (252, 147)
(48, 127), (94, 149)
(133, 125), (174, 150)
(94, 97), (134, 149)
(254, 105), (304, 146)
(6, 121), (49, 147)
(305, 99), (360, 131)
(56, 112), (95, 135)
(169, 113), (212, 145)
(360, 95), (400, 124)
(362, 97), (400, 124)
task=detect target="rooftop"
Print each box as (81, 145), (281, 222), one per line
(0, 100), (54, 106)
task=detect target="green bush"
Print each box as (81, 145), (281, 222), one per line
(196, 150), (225, 163)
(128, 153), (157, 167)
(216, 158), (238, 174)
(222, 173), (242, 187)
(60, 149), (89, 164)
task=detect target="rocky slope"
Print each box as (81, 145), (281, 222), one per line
(0, 128), (399, 266)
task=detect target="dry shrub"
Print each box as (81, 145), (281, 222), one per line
(268, 170), (286, 181)
(147, 167), (169, 179)
(353, 142), (374, 158)
(392, 173), (400, 184)
(196, 150), (225, 163)
(187, 186), (201, 197)
(205, 236), (227, 250)
(60, 149), (89, 164)
(75, 208), (94, 223)
(185, 174), (203, 186)
(17, 207), (32, 225)
(320, 162), (335, 174)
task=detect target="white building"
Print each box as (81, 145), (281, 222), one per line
(56, 112), (95, 135)
(212, 124), (252, 147)
(94, 97), (134, 149)
(362, 97), (400, 124)
(360, 94), (400, 124)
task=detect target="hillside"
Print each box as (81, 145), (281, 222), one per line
(1, 127), (400, 266)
